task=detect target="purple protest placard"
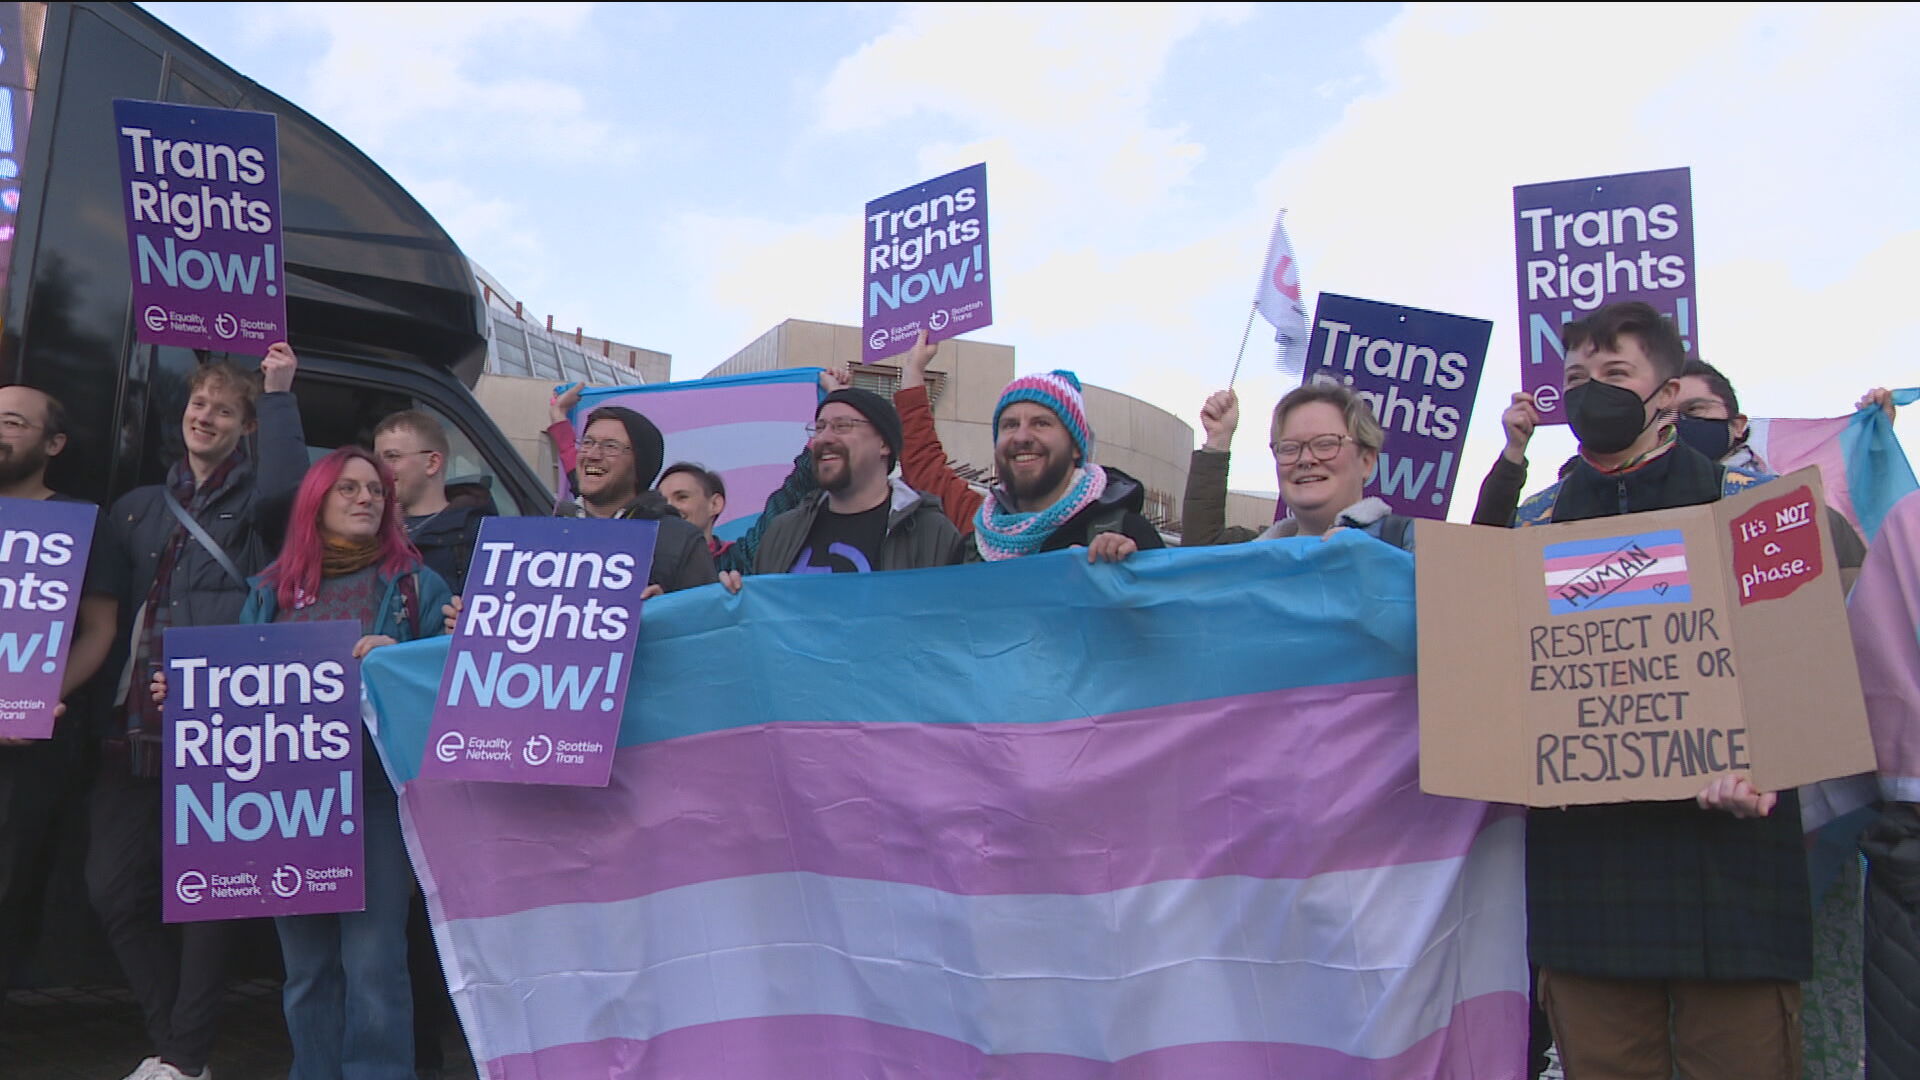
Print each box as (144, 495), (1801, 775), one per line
(422, 516), (657, 786)
(863, 162), (991, 363)
(113, 99), (285, 356)
(1305, 294), (1492, 520)
(1512, 167), (1697, 424)
(162, 620), (363, 923)
(0, 497), (96, 739)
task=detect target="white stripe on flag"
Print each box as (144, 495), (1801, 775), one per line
(1541, 555), (1688, 587)
(438, 815), (1524, 1064)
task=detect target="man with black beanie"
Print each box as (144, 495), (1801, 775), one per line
(557, 405), (715, 593)
(723, 388), (963, 585)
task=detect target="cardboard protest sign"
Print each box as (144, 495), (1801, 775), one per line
(423, 516), (657, 786)
(1305, 294), (1492, 519)
(1512, 167), (1696, 424)
(162, 620), (363, 923)
(1418, 468), (1874, 806)
(863, 162), (991, 363)
(113, 100), (285, 355)
(0, 497), (96, 739)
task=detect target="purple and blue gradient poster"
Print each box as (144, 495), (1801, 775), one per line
(863, 162), (991, 363)
(0, 497), (96, 739)
(162, 620), (363, 923)
(423, 517), (658, 786)
(1512, 167), (1697, 424)
(112, 99), (285, 356)
(1305, 294), (1492, 520)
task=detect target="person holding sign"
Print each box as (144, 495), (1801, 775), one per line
(1179, 383), (1416, 550)
(1493, 302), (1810, 1079)
(89, 344), (306, 1080)
(156, 446), (449, 1080)
(0, 385), (121, 984)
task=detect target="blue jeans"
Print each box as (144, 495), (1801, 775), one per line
(275, 765), (416, 1080)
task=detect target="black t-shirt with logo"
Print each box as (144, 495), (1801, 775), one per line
(786, 500), (889, 574)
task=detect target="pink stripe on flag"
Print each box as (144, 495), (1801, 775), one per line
(481, 994), (1529, 1080)
(711, 462), (798, 528)
(1756, 415), (1857, 529)
(406, 676), (1507, 922)
(593, 383), (813, 436)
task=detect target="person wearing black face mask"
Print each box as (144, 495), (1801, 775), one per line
(1467, 303), (1814, 1080)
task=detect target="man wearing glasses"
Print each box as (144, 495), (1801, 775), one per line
(723, 388), (964, 587)
(371, 410), (494, 595)
(556, 405), (715, 594)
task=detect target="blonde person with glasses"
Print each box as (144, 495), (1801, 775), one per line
(1181, 380), (1415, 551)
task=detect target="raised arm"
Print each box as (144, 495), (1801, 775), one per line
(893, 331), (983, 533)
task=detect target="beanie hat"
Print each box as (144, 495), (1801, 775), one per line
(818, 388), (903, 468)
(584, 405), (666, 489)
(993, 370), (1094, 462)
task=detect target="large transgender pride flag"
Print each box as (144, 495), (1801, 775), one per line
(571, 369), (820, 540)
(362, 536), (1528, 1079)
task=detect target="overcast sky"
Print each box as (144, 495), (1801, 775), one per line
(142, 2), (1920, 510)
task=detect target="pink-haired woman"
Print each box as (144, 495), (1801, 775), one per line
(239, 446), (449, 1079)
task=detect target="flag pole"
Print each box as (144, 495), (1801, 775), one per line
(1227, 301), (1258, 390)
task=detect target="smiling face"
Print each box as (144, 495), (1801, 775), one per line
(576, 417), (640, 505)
(810, 402), (889, 495)
(372, 426), (442, 511)
(180, 379), (255, 466)
(1273, 401), (1375, 519)
(994, 401), (1077, 508)
(319, 456), (386, 542)
(657, 470), (724, 533)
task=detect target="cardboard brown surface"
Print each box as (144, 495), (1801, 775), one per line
(1417, 467), (1875, 806)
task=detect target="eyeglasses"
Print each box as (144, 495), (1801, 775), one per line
(331, 480), (386, 501)
(578, 438), (632, 456)
(805, 418), (872, 438)
(0, 413), (40, 434)
(378, 449), (435, 464)
(1272, 434), (1355, 464)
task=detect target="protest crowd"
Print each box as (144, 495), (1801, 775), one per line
(4, 291), (1919, 1080)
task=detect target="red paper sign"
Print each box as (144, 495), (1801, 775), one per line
(1730, 485), (1823, 605)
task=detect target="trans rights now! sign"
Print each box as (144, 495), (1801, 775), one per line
(863, 162), (992, 363)
(0, 498), (95, 738)
(423, 517), (658, 787)
(1304, 294), (1492, 519)
(113, 99), (285, 355)
(162, 621), (364, 923)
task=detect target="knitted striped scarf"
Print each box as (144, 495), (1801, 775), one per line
(972, 464), (1107, 561)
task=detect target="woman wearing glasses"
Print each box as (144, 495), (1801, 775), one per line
(156, 446), (450, 1080)
(1182, 381), (1415, 551)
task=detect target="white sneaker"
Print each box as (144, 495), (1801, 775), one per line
(151, 1064), (211, 1080)
(117, 1058), (165, 1080)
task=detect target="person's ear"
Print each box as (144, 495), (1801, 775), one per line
(1730, 413), (1750, 441)
(427, 451), (445, 479)
(44, 431), (67, 458)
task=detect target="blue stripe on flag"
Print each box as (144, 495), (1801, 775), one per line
(364, 534), (1418, 785)
(1540, 529), (1685, 560)
(1839, 387), (1920, 542)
